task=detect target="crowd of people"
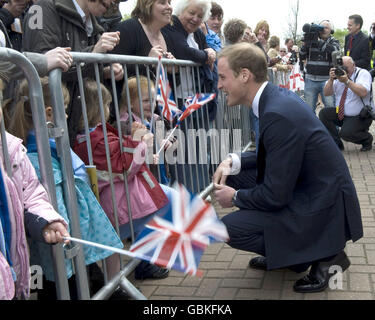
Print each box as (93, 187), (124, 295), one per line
(0, 0), (374, 300)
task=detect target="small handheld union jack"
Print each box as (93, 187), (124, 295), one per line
(156, 92), (216, 155)
(156, 58), (182, 122)
(177, 93), (216, 124)
(129, 183), (229, 276)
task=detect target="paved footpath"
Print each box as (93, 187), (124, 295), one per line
(130, 141), (375, 300)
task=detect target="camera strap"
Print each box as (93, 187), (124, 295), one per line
(353, 68), (373, 109)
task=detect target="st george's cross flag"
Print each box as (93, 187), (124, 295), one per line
(129, 183), (229, 276)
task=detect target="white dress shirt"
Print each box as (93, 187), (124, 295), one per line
(331, 67), (373, 117)
(228, 81), (269, 175)
(72, 0), (93, 37)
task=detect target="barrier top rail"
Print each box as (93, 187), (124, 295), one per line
(49, 52), (201, 67)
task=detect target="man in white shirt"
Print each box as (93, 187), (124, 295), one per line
(320, 56), (374, 151)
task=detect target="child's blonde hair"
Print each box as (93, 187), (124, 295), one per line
(120, 76), (154, 114)
(3, 77), (69, 144)
(77, 79), (112, 132)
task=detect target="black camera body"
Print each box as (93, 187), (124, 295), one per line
(289, 50), (298, 64)
(331, 51), (346, 77)
(302, 23), (325, 48)
(359, 104), (375, 120)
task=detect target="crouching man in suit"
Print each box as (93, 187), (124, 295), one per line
(213, 42), (363, 293)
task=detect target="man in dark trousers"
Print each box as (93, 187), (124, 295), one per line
(345, 14), (371, 70)
(213, 42), (363, 293)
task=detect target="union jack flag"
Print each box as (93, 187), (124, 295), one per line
(156, 58), (181, 122)
(130, 183), (229, 276)
(177, 93), (216, 124)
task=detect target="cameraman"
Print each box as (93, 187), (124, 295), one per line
(319, 56), (374, 151)
(300, 20), (340, 112)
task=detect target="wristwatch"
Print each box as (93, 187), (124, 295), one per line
(232, 190), (238, 205)
(345, 79), (351, 87)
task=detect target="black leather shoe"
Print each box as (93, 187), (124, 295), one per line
(293, 251), (350, 293)
(361, 136), (373, 152)
(248, 256), (267, 270)
(360, 144), (372, 152)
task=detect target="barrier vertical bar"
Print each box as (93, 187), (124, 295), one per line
(48, 68), (91, 300)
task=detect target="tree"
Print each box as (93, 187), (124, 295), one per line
(284, 0), (301, 44)
(333, 28), (348, 53)
(122, 13), (131, 21)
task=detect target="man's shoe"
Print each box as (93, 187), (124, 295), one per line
(361, 136), (373, 152)
(248, 256), (267, 270)
(293, 251), (350, 293)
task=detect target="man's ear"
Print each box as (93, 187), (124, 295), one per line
(240, 68), (253, 83)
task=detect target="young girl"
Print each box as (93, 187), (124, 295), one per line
(73, 79), (174, 280)
(3, 77), (124, 299)
(0, 79), (69, 300)
(118, 76), (176, 185)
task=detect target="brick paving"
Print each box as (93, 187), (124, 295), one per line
(129, 140), (375, 300)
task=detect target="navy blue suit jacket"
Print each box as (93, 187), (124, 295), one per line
(233, 83), (363, 269)
(345, 31), (372, 70)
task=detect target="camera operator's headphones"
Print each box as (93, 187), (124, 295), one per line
(320, 20), (335, 34)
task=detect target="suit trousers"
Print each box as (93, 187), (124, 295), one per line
(223, 167), (315, 273)
(319, 107), (373, 146)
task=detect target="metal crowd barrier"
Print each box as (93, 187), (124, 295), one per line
(1, 48), (303, 300)
(0, 47), (74, 300)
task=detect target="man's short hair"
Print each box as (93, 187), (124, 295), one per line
(268, 35), (280, 49)
(224, 18), (247, 44)
(218, 42), (268, 83)
(285, 38), (292, 45)
(349, 14), (363, 29)
(210, 1), (223, 19)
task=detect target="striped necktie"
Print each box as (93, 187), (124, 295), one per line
(338, 86), (348, 120)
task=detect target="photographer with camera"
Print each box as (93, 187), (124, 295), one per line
(299, 20), (340, 113)
(319, 56), (374, 151)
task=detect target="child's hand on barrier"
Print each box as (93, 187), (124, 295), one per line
(43, 222), (70, 244)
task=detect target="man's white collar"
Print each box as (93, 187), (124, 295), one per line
(252, 81), (268, 118)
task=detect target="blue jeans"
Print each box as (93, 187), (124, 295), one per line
(304, 78), (335, 113)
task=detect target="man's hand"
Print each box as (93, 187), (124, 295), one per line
(45, 47), (72, 72)
(43, 222), (70, 244)
(328, 68), (336, 81)
(93, 31), (120, 53)
(337, 71), (349, 84)
(213, 158), (232, 185)
(214, 184), (236, 208)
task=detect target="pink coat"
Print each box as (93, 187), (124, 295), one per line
(73, 124), (168, 228)
(0, 132), (67, 300)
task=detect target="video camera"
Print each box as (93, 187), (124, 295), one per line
(331, 51), (346, 77)
(302, 23), (325, 48)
